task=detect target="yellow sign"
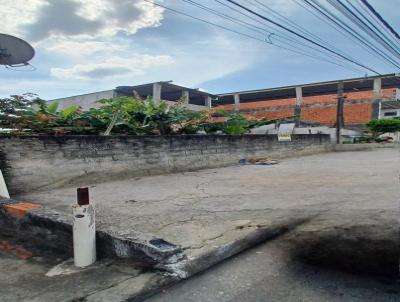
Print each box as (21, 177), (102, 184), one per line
(278, 134), (291, 142)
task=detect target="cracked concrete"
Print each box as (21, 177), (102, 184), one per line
(15, 148), (399, 279)
(0, 147), (398, 301)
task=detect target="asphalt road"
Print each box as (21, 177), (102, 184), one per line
(146, 235), (400, 302)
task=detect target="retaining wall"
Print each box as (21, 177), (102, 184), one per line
(0, 134), (331, 194)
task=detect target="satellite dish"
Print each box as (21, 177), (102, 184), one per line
(0, 33), (35, 67)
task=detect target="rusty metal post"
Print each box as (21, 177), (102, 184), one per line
(77, 187), (89, 206)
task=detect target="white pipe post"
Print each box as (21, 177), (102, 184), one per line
(73, 188), (96, 268)
(0, 169), (10, 199)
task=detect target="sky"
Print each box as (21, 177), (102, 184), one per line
(0, 0), (399, 99)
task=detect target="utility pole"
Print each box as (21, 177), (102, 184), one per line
(336, 81), (344, 144)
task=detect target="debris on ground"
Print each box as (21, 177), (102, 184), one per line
(239, 157), (279, 165)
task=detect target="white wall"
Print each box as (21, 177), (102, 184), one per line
(52, 90), (116, 110)
(52, 91), (208, 112)
(252, 125), (362, 143)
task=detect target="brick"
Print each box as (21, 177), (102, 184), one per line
(217, 88), (396, 125)
(4, 203), (42, 217)
(0, 240), (33, 260)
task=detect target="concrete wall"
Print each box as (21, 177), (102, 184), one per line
(52, 91), (208, 112)
(0, 134), (331, 194)
(164, 101), (208, 111)
(53, 90), (116, 110)
(251, 125), (362, 143)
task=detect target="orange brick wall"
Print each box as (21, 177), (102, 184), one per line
(220, 97), (296, 111)
(301, 106), (337, 125)
(253, 109), (295, 120)
(218, 88), (396, 126)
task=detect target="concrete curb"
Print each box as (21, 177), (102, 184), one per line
(0, 197), (184, 266)
(0, 197), (312, 301)
(333, 143), (399, 152)
(158, 216), (312, 279)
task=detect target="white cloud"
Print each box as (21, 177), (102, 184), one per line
(74, 0), (165, 37)
(0, 0), (46, 36)
(0, 0), (171, 82)
(0, 0), (303, 100)
(50, 54), (174, 80)
(45, 39), (125, 57)
(0, 0), (164, 42)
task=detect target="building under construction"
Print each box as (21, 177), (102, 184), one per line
(54, 74), (400, 128)
(215, 73), (400, 127)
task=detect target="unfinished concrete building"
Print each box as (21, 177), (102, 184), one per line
(216, 74), (400, 127)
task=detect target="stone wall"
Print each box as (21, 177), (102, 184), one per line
(0, 134), (331, 194)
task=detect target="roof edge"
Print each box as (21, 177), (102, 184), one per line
(217, 73), (399, 97)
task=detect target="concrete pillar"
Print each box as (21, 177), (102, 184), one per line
(294, 86), (303, 126)
(371, 78), (382, 119)
(378, 101), (382, 119)
(182, 90), (189, 104)
(373, 78), (382, 97)
(234, 94), (240, 111)
(152, 83), (162, 102)
(205, 96), (212, 109)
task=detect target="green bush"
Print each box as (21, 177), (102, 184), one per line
(1, 94), (274, 136)
(366, 118), (400, 138)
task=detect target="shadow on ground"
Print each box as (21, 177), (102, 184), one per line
(286, 210), (399, 278)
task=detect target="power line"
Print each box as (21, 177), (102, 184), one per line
(224, 0), (380, 74)
(292, 0), (381, 60)
(359, 0), (400, 42)
(243, 0), (354, 60)
(184, 0), (364, 71)
(296, 0), (400, 70)
(181, 0), (271, 36)
(209, 0), (366, 71)
(213, 0), (315, 46)
(354, 0), (396, 42)
(142, 0), (268, 43)
(327, 0), (400, 60)
(214, 0), (368, 71)
(243, 0), (371, 72)
(142, 0), (364, 72)
(343, 0), (400, 54)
